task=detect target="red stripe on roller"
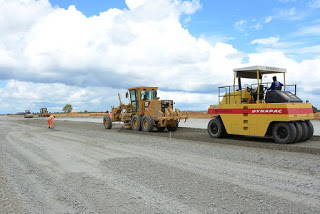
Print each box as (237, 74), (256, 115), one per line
(208, 108), (313, 115)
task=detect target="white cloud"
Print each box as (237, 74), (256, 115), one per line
(178, 0), (202, 14)
(265, 16), (273, 23)
(290, 45), (320, 54)
(199, 34), (234, 45)
(251, 37), (280, 45)
(295, 24), (320, 35)
(0, 0), (319, 113)
(248, 51), (320, 92)
(234, 19), (263, 32)
(234, 19), (247, 31)
(273, 7), (305, 20)
(0, 80), (217, 113)
(183, 16), (192, 23)
(252, 22), (262, 30)
(125, 0), (148, 10)
(309, 0), (320, 9)
(278, 0), (297, 2)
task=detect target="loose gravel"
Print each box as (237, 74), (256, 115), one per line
(0, 116), (320, 213)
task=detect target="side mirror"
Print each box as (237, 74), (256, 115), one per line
(125, 92), (128, 98)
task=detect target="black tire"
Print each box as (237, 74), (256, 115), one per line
(272, 122), (296, 144)
(167, 120), (178, 131)
(103, 115), (112, 129)
(305, 120), (314, 141)
(132, 115), (142, 131)
(207, 117), (226, 138)
(142, 115), (154, 132)
(156, 127), (166, 132)
(299, 121), (308, 142)
(167, 126), (176, 131)
(175, 119), (179, 129)
(292, 122), (303, 143)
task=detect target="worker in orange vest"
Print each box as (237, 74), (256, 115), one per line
(106, 110), (112, 118)
(47, 114), (55, 129)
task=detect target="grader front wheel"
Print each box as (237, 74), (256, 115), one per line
(132, 115), (142, 131)
(103, 115), (112, 129)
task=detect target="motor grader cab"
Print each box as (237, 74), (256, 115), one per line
(208, 65), (314, 144)
(103, 86), (188, 132)
(39, 107), (49, 117)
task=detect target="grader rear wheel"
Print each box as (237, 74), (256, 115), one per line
(142, 115), (154, 132)
(132, 115), (142, 131)
(103, 115), (112, 129)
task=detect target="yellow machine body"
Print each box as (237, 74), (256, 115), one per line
(208, 65), (314, 142)
(105, 86), (188, 131)
(39, 107), (49, 117)
(209, 102), (313, 136)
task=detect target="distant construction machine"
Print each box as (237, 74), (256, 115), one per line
(208, 66), (314, 144)
(103, 86), (188, 132)
(39, 107), (50, 117)
(24, 110), (34, 118)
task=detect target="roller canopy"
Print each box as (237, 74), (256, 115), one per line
(233, 65), (286, 79)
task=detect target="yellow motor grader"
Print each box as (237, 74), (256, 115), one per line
(39, 107), (50, 117)
(208, 65), (314, 144)
(103, 86), (188, 132)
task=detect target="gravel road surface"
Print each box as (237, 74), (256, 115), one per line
(1, 116), (320, 213)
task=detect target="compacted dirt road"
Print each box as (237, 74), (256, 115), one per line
(1, 116), (320, 213)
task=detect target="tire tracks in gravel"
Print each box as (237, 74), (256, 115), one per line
(19, 119), (320, 209)
(87, 136), (320, 209)
(2, 117), (320, 213)
(118, 128), (320, 155)
(1, 120), (201, 213)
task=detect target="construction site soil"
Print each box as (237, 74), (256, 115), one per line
(1, 116), (320, 213)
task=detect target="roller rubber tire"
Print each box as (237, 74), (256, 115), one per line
(299, 121), (308, 142)
(305, 120), (314, 141)
(272, 122), (296, 144)
(292, 122), (303, 143)
(103, 115), (112, 129)
(207, 117), (226, 138)
(132, 115), (142, 131)
(142, 115), (154, 132)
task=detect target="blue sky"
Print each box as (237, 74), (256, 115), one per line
(0, 0), (319, 114)
(48, 0), (320, 61)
